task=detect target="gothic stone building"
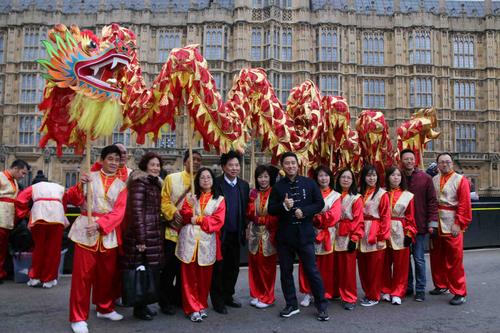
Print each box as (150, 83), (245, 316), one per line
(0, 0), (499, 196)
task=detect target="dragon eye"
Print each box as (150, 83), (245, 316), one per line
(89, 41), (97, 49)
(121, 45), (128, 52)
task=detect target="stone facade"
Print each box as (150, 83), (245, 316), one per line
(0, 0), (499, 196)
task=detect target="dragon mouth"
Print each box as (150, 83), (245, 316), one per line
(75, 50), (130, 94)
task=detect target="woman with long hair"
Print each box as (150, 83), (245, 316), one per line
(176, 167), (225, 322)
(333, 168), (364, 310)
(381, 166), (416, 305)
(247, 165), (279, 309)
(121, 152), (164, 320)
(299, 166), (341, 306)
(357, 165), (391, 307)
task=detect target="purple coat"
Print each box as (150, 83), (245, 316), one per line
(405, 169), (438, 234)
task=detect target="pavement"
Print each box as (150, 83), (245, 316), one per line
(1, 248), (500, 333)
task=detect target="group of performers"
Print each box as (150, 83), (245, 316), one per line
(0, 145), (472, 333)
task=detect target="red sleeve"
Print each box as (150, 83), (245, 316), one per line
(350, 197), (365, 242)
(377, 192), (391, 241)
(179, 199), (194, 225)
(95, 189), (127, 235)
(404, 198), (417, 238)
(456, 177), (472, 230)
(15, 186), (33, 219)
(314, 197), (341, 229)
(90, 161), (102, 172)
(65, 183), (85, 206)
(200, 199), (226, 234)
(246, 190), (257, 223)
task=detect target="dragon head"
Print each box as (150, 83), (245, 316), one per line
(38, 24), (132, 100)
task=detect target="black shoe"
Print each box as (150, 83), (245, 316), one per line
(279, 305), (300, 318)
(415, 291), (425, 302)
(449, 295), (466, 305)
(225, 299), (242, 308)
(213, 305), (228, 314)
(0, 279), (3, 284)
(160, 305), (176, 315)
(406, 289), (414, 296)
(317, 310), (329, 321)
(145, 305), (158, 316)
(134, 309), (154, 321)
(343, 302), (355, 311)
(429, 288), (448, 295)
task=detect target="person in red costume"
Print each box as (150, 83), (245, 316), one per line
(177, 167), (226, 322)
(16, 176), (69, 289)
(429, 153), (472, 305)
(357, 164), (391, 307)
(90, 143), (131, 182)
(381, 166), (417, 305)
(299, 166), (341, 307)
(333, 168), (364, 311)
(247, 165), (279, 309)
(66, 145), (127, 333)
(0, 159), (29, 284)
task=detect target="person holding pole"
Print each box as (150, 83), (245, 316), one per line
(0, 159), (30, 284)
(66, 145), (127, 333)
(159, 150), (202, 314)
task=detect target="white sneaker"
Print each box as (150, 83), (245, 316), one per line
(250, 298), (259, 306)
(381, 293), (391, 302)
(360, 298), (379, 307)
(42, 279), (58, 289)
(300, 294), (313, 307)
(71, 321), (88, 333)
(200, 309), (208, 318)
(391, 296), (402, 305)
(27, 278), (42, 287)
(189, 312), (202, 322)
(255, 301), (272, 309)
(97, 310), (123, 321)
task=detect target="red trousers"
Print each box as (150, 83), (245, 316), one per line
(248, 251), (277, 304)
(0, 227), (9, 280)
(29, 223), (64, 282)
(381, 247), (410, 298)
(69, 245), (118, 322)
(430, 234), (467, 296)
(299, 253), (334, 299)
(334, 251), (358, 303)
(180, 261), (213, 315)
(358, 249), (385, 301)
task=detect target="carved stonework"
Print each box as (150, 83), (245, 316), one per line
(43, 147), (53, 163)
(0, 145), (7, 163)
(133, 148), (145, 164)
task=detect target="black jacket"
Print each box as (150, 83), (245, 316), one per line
(215, 175), (250, 244)
(268, 175), (325, 245)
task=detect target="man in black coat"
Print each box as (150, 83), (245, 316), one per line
(268, 152), (329, 321)
(211, 151), (250, 314)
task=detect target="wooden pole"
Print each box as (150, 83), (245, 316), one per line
(250, 137), (255, 188)
(85, 134), (92, 223)
(186, 107), (194, 195)
(330, 145), (334, 171)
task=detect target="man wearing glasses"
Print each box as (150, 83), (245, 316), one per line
(429, 153), (472, 305)
(268, 152), (329, 321)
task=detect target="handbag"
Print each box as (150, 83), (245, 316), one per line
(121, 253), (160, 307)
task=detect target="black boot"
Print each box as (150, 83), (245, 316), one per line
(133, 305), (153, 320)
